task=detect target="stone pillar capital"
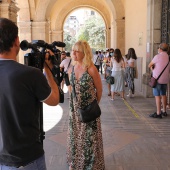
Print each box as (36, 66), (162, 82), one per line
(0, 0), (19, 22)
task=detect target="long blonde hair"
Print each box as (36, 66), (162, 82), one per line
(71, 40), (93, 68)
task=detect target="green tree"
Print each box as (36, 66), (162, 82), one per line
(77, 15), (105, 50)
(64, 12), (105, 52)
(64, 33), (76, 52)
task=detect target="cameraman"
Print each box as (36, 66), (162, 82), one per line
(0, 18), (59, 170)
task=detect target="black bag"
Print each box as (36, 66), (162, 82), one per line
(58, 86), (64, 103)
(63, 72), (70, 86)
(78, 99), (101, 123)
(106, 76), (114, 84)
(148, 76), (157, 88)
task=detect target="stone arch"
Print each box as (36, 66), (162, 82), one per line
(17, 0), (125, 62)
(47, 0), (116, 50)
(51, 4), (111, 46)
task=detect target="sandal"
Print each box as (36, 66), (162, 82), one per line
(166, 105), (170, 110)
(108, 93), (111, 96)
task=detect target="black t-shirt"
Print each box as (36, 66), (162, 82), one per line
(0, 60), (51, 167)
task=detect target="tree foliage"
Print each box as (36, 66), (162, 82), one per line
(64, 13), (105, 52)
(77, 15), (105, 50)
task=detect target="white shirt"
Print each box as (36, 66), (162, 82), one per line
(111, 58), (124, 71)
(60, 57), (72, 72)
(126, 58), (136, 67)
(93, 54), (100, 65)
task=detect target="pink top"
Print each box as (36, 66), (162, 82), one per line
(152, 52), (170, 84)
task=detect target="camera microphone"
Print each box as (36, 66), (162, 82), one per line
(52, 41), (66, 47)
(20, 40), (37, 51)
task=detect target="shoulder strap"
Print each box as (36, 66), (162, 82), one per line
(157, 58), (170, 80)
(95, 55), (99, 65)
(71, 66), (77, 100)
(66, 59), (72, 73)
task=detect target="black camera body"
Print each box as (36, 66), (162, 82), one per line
(20, 40), (65, 70)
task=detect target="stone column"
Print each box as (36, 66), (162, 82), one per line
(51, 30), (65, 51)
(105, 27), (111, 48)
(142, 0), (162, 97)
(0, 0), (19, 22)
(18, 21), (50, 64)
(17, 21), (32, 64)
(115, 19), (125, 55)
(31, 21), (50, 42)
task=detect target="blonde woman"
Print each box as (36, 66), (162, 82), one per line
(67, 40), (105, 170)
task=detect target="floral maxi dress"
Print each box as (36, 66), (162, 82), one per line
(67, 69), (105, 170)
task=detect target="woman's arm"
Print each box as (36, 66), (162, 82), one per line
(88, 64), (102, 103)
(121, 59), (125, 68)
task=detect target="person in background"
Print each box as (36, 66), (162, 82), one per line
(60, 51), (66, 61)
(148, 43), (170, 118)
(103, 50), (109, 79)
(0, 18), (59, 170)
(98, 50), (104, 74)
(60, 51), (72, 98)
(110, 49), (125, 100)
(106, 48), (110, 58)
(109, 48), (114, 58)
(67, 40), (105, 170)
(104, 48), (114, 96)
(125, 48), (137, 97)
(93, 50), (100, 72)
(166, 47), (170, 110)
(60, 51), (66, 90)
(123, 54), (128, 87)
(105, 54), (112, 96)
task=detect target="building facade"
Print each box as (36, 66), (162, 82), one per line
(0, 0), (167, 97)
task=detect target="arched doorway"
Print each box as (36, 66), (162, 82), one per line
(16, 0), (125, 63)
(63, 8), (106, 52)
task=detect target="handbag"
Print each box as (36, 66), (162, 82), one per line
(63, 59), (71, 86)
(148, 76), (157, 88)
(63, 73), (70, 86)
(106, 75), (114, 84)
(71, 66), (101, 123)
(78, 99), (101, 123)
(148, 59), (169, 88)
(58, 86), (64, 103)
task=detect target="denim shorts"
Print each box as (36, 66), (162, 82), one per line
(153, 83), (167, 96)
(0, 155), (46, 170)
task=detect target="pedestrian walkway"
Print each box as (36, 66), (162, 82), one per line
(43, 75), (170, 170)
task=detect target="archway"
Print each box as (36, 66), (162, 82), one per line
(16, 0), (125, 62)
(63, 8), (106, 52)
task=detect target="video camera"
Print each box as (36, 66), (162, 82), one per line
(20, 40), (65, 70)
(20, 40), (65, 103)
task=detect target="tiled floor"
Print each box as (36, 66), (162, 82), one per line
(43, 75), (170, 170)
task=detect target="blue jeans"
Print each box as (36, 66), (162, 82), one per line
(153, 83), (167, 96)
(0, 155), (46, 170)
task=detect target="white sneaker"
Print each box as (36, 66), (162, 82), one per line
(127, 93), (132, 97)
